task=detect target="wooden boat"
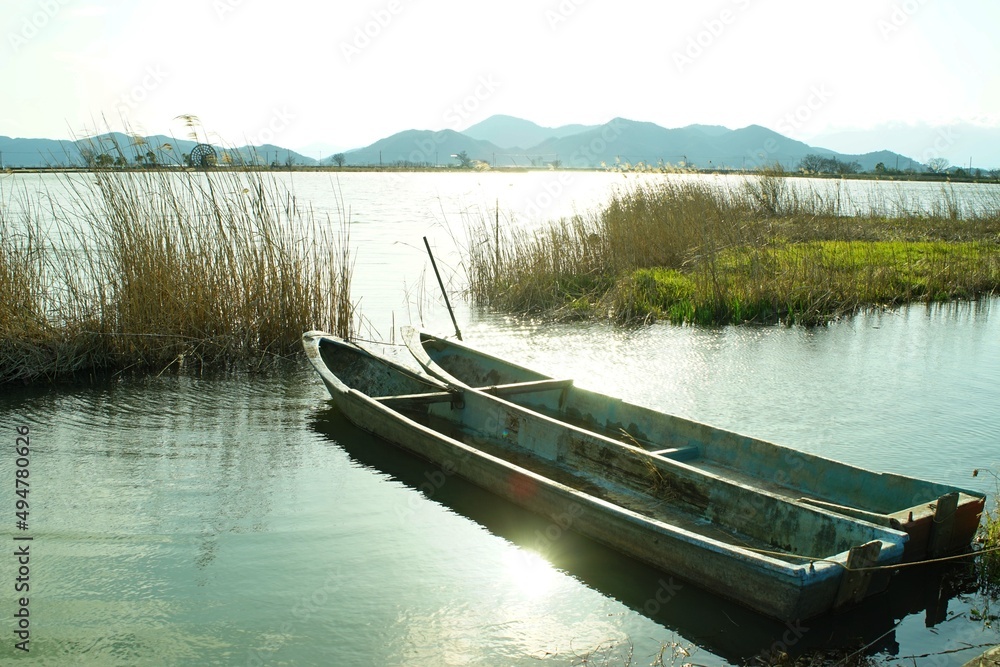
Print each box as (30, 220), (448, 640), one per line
(403, 327), (985, 561)
(304, 331), (909, 621)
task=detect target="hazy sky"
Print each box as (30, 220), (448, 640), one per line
(4, 0), (998, 157)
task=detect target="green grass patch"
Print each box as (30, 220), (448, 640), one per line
(686, 240), (1000, 325)
(610, 268), (697, 323)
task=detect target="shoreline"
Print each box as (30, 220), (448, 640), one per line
(2, 164), (999, 185)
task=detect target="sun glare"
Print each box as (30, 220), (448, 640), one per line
(502, 548), (562, 599)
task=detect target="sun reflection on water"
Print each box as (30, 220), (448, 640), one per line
(502, 548), (562, 599)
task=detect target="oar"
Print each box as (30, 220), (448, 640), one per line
(423, 236), (462, 341)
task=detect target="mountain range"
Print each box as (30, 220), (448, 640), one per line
(4, 115), (997, 172)
(341, 115), (922, 172)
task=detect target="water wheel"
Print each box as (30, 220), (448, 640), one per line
(189, 143), (217, 168)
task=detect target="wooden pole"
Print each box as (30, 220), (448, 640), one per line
(423, 236), (462, 341)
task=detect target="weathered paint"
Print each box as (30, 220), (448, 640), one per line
(304, 331), (909, 621)
(403, 327), (986, 560)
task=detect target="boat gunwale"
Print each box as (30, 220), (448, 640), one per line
(401, 327), (986, 504)
(303, 331), (906, 580)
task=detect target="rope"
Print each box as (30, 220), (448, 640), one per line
(740, 543), (1000, 572)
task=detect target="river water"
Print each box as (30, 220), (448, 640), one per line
(1, 171), (998, 665)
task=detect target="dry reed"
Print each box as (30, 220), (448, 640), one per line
(1, 168), (353, 384)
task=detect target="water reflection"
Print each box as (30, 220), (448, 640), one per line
(0, 366), (342, 664)
(503, 549), (561, 599)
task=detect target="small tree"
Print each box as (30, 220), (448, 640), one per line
(798, 153), (861, 175)
(840, 160), (861, 175)
(798, 154), (828, 173)
(927, 157), (950, 173)
(79, 147), (97, 167)
(453, 151), (473, 168)
(332, 153), (346, 167)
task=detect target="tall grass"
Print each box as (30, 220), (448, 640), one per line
(970, 468), (1000, 629)
(0, 168), (353, 384)
(465, 175), (1000, 325)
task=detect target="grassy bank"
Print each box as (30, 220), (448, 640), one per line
(0, 169), (352, 384)
(466, 176), (1000, 325)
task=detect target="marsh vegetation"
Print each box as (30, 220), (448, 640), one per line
(465, 173), (1000, 325)
(0, 168), (353, 384)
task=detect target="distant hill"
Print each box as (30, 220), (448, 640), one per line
(809, 122), (1000, 171)
(686, 124), (733, 138)
(342, 128), (509, 167)
(0, 132), (318, 168)
(466, 117), (916, 172)
(524, 119), (787, 169)
(461, 114), (600, 150)
(0, 136), (80, 168)
(526, 118), (726, 168)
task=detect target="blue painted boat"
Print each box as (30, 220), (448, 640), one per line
(403, 327), (985, 561)
(304, 331), (909, 621)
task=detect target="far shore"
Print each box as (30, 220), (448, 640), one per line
(3, 164), (999, 184)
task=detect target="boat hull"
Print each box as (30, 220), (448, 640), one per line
(403, 328), (985, 560)
(304, 332), (909, 621)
